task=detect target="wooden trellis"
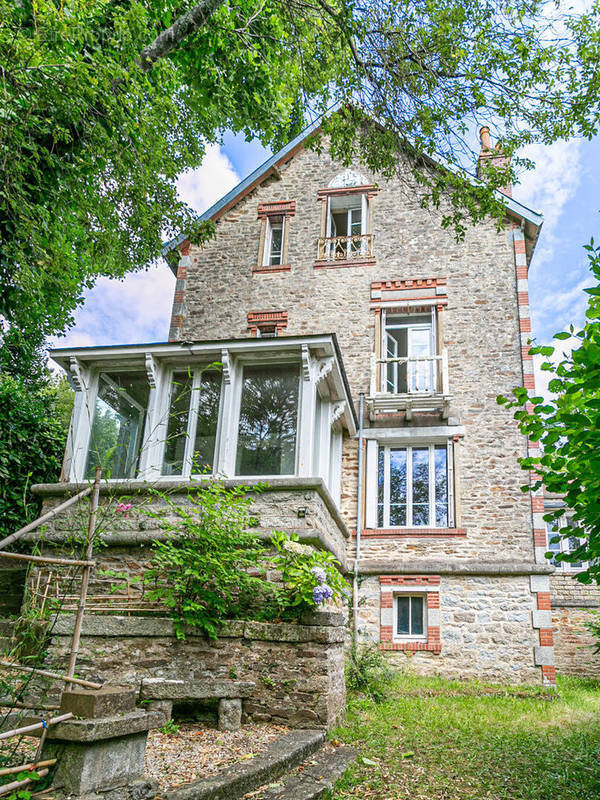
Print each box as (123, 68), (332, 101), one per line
(0, 467), (105, 794)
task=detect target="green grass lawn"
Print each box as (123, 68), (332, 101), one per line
(331, 673), (600, 800)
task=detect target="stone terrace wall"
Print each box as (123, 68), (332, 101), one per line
(27, 479), (350, 599)
(551, 574), (600, 677)
(358, 574), (540, 685)
(44, 614), (346, 730)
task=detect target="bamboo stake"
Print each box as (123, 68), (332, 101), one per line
(0, 552), (94, 568)
(0, 661), (101, 689)
(0, 487), (93, 550)
(0, 701), (60, 711)
(64, 467), (101, 692)
(0, 759), (56, 778)
(0, 768), (49, 798)
(39, 572), (52, 615)
(0, 713), (72, 742)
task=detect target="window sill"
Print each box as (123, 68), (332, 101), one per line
(253, 264), (291, 274)
(358, 527), (466, 537)
(379, 641), (441, 653)
(314, 258), (375, 270)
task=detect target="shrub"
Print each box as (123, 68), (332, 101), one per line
(144, 482), (279, 639)
(346, 644), (394, 702)
(0, 374), (71, 540)
(270, 531), (349, 619)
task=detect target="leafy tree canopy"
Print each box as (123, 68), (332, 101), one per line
(2, 0), (600, 372)
(498, 241), (600, 586)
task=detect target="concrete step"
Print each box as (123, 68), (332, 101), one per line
(165, 729), (325, 800)
(244, 742), (356, 800)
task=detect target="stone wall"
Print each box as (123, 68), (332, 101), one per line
(551, 574), (600, 677)
(28, 479), (351, 597)
(357, 574), (541, 684)
(44, 614), (346, 730)
(174, 143), (533, 555)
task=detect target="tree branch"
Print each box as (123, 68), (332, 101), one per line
(138, 0), (227, 71)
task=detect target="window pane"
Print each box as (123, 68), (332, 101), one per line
(86, 372), (149, 479)
(397, 596), (410, 635)
(377, 447), (384, 528)
(412, 447), (430, 526)
(162, 372), (192, 476)
(568, 537), (583, 569)
(435, 445), (448, 527)
(192, 371), (221, 474)
(236, 364), (299, 475)
(389, 448), (407, 526)
(411, 596), (424, 636)
(269, 222), (283, 265)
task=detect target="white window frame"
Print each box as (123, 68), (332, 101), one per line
(326, 194), (369, 259)
(376, 442), (454, 528)
(231, 358), (303, 479)
(381, 308), (438, 394)
(264, 217), (285, 267)
(393, 592), (428, 641)
(545, 517), (588, 573)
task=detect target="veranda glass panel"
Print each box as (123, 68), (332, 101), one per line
(434, 445), (448, 527)
(162, 372), (193, 476)
(86, 372), (149, 479)
(389, 449), (407, 526)
(191, 371), (222, 474)
(236, 364), (299, 475)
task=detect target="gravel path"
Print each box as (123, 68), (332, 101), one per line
(145, 723), (289, 790)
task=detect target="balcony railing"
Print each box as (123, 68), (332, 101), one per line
(316, 234), (374, 262)
(368, 349), (450, 419)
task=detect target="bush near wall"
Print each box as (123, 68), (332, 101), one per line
(0, 374), (70, 540)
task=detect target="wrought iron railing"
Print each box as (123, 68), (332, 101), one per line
(370, 349), (449, 396)
(317, 233), (374, 262)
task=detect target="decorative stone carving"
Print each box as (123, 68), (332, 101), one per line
(328, 169), (369, 189)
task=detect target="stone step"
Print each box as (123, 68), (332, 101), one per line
(164, 729), (325, 800)
(244, 742), (356, 800)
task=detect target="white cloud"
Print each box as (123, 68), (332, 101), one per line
(51, 146), (240, 356)
(515, 139), (582, 266)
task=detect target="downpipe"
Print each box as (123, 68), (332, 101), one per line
(353, 392), (365, 648)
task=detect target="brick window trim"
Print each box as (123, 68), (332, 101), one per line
(379, 575), (441, 654)
(314, 257), (376, 270)
(372, 277), (447, 292)
(357, 528), (466, 538)
(252, 264), (292, 275)
(247, 310), (288, 336)
(257, 200), (296, 218)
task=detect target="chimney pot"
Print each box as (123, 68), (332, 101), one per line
(479, 126), (492, 151)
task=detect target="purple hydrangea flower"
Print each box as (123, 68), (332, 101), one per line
(311, 566), (327, 585)
(312, 583), (334, 605)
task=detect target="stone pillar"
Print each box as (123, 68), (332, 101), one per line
(43, 686), (161, 797)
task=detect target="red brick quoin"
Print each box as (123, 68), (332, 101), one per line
(379, 576), (441, 654)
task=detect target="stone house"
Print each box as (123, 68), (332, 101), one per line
(43, 116), (598, 687)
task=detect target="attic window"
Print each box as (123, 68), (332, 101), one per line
(256, 200), (295, 273)
(316, 179), (378, 268)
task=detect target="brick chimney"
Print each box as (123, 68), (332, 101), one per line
(477, 126), (512, 197)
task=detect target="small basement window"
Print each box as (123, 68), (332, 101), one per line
(395, 594), (427, 639)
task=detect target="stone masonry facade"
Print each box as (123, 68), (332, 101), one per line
(163, 132), (565, 685)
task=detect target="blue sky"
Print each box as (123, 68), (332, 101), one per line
(53, 129), (600, 392)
